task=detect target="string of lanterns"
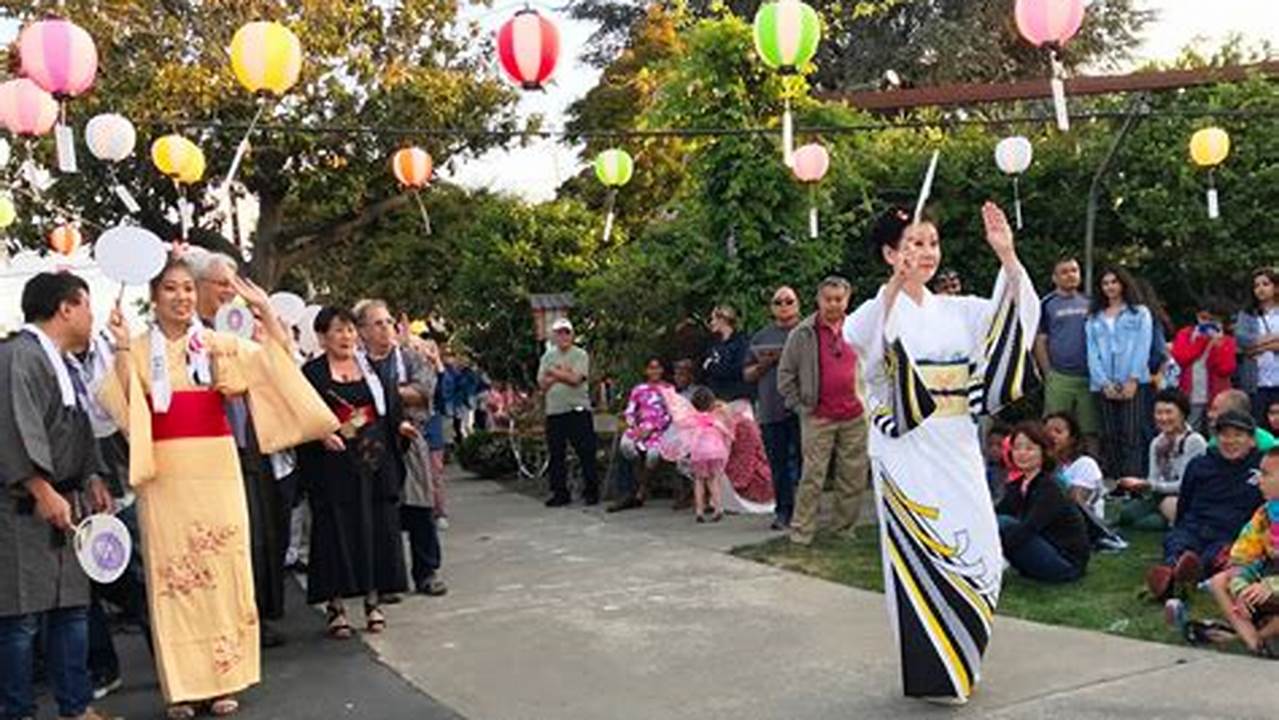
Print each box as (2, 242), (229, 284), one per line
(0, 0), (1251, 264)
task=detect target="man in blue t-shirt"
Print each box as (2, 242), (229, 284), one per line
(1035, 256), (1100, 454)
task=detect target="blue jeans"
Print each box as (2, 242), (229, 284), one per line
(997, 516), (1082, 584)
(0, 607), (91, 720)
(761, 416), (802, 524)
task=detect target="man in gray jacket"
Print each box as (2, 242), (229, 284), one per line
(777, 276), (869, 545)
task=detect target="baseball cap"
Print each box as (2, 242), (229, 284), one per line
(1213, 409), (1257, 434)
(551, 318), (574, 333)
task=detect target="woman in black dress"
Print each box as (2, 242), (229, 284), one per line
(300, 307), (409, 637)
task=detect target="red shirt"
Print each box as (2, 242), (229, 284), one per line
(814, 317), (863, 421)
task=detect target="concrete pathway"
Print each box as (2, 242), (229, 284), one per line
(366, 474), (1278, 720)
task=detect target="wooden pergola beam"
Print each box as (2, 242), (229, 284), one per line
(821, 61), (1279, 112)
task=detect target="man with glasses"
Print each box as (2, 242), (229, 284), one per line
(777, 277), (869, 545)
(745, 287), (803, 530)
(538, 319), (599, 507)
(353, 300), (447, 597)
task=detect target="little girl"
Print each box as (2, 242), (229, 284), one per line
(660, 386), (740, 523)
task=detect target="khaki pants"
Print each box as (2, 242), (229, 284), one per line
(791, 414), (869, 543)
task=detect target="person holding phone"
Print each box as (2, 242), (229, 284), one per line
(1171, 297), (1238, 432)
(745, 286), (803, 530)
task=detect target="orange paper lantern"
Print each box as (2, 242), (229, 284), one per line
(392, 147), (433, 189)
(48, 224), (82, 255)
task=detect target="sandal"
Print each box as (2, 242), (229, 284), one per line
(326, 604), (353, 640)
(209, 696), (240, 716)
(365, 604), (386, 634)
(166, 704), (197, 720)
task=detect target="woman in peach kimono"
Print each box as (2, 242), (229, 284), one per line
(100, 258), (337, 719)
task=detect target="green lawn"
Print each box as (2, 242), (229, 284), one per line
(733, 526), (1238, 651)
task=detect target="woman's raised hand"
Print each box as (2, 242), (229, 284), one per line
(982, 201), (1016, 264)
(230, 274), (270, 312)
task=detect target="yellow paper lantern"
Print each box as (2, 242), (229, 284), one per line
(0, 194), (15, 229)
(230, 22), (303, 96)
(1190, 127), (1230, 168)
(151, 135), (205, 184)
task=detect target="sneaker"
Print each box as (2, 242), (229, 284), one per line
(545, 494), (571, 508)
(92, 675), (122, 701)
(1173, 551), (1202, 588)
(789, 533), (813, 547)
(1097, 536), (1129, 553)
(1146, 564), (1174, 600)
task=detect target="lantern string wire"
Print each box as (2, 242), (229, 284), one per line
(120, 106), (1279, 143)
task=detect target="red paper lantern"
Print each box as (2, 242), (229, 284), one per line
(497, 9), (560, 91)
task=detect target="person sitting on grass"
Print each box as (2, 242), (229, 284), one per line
(996, 422), (1092, 583)
(985, 423), (1011, 506)
(1206, 447), (1279, 657)
(1207, 389), (1276, 452)
(1117, 388), (1208, 530)
(1044, 410), (1128, 551)
(1145, 409), (1264, 601)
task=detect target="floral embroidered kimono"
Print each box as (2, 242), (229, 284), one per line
(845, 265), (1039, 702)
(98, 329), (336, 704)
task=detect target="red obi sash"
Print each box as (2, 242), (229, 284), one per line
(149, 390), (233, 441)
(334, 403), (378, 429)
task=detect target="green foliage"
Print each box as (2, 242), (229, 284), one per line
(444, 196), (610, 386)
(0, 0), (518, 285)
(456, 430), (517, 479)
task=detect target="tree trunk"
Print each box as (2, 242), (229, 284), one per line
(251, 192), (287, 286)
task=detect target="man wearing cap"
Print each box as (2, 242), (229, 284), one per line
(538, 319), (599, 507)
(1146, 408), (1265, 600)
(0, 272), (114, 720)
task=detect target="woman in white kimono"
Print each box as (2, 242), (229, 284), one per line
(844, 203), (1039, 704)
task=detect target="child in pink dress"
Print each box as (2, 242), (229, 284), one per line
(660, 386), (740, 522)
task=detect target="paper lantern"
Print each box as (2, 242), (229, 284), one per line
(1015, 0), (1086, 132)
(1190, 127), (1230, 168)
(791, 143), (828, 238)
(230, 22), (304, 96)
(0, 78), (59, 137)
(753, 1), (822, 74)
(791, 143), (829, 183)
(49, 224), (82, 256)
(594, 149), (634, 188)
(151, 135), (205, 183)
(0, 195), (15, 229)
(994, 136), (1033, 175)
(497, 9), (560, 91)
(18, 18), (98, 98)
(1190, 127), (1230, 220)
(392, 147), (433, 189)
(994, 137), (1035, 230)
(85, 113), (137, 162)
(1015, 0), (1086, 48)
(594, 149), (634, 242)
(0, 138), (9, 168)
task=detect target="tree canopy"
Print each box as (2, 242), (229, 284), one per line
(0, 0), (519, 286)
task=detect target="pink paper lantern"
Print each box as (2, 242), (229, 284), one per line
(0, 79), (60, 137)
(19, 18), (99, 98)
(791, 143), (830, 183)
(1015, 0), (1085, 48)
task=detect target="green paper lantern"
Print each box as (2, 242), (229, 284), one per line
(753, 1), (821, 74)
(594, 148), (634, 188)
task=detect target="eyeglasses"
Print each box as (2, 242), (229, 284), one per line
(772, 297), (796, 306)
